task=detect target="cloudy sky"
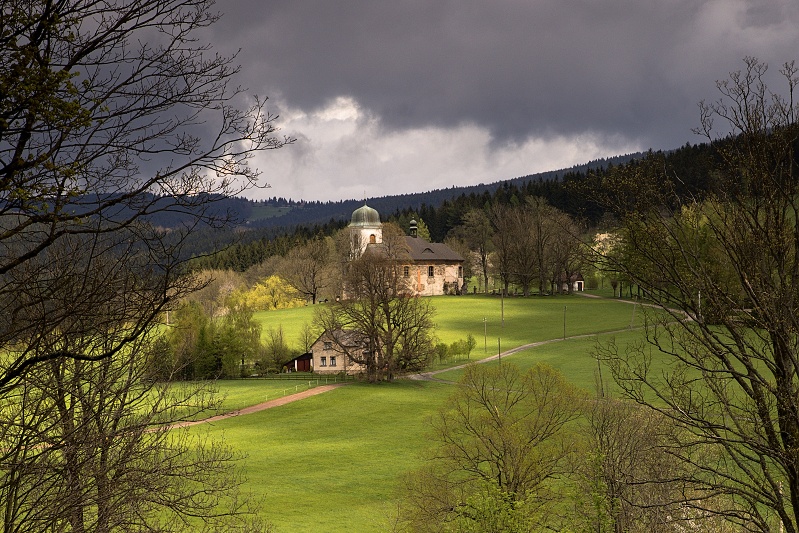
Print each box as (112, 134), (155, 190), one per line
(207, 0), (799, 202)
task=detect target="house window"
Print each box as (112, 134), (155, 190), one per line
(428, 266), (434, 277)
(320, 356), (327, 367)
(324, 341), (332, 350)
(330, 356), (337, 367)
(403, 266), (409, 277)
(458, 266), (463, 278)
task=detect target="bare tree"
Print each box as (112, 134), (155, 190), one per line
(489, 199), (569, 296)
(508, 204), (540, 296)
(489, 203), (515, 295)
(398, 363), (584, 531)
(450, 209), (494, 293)
(316, 223), (436, 382)
(522, 197), (566, 295)
(596, 58), (799, 532)
(278, 237), (334, 304)
(570, 397), (712, 533)
(262, 324), (291, 373)
(0, 326), (270, 532)
(297, 321), (318, 354)
(548, 210), (586, 294)
(0, 0), (289, 391)
(0, 1), (287, 529)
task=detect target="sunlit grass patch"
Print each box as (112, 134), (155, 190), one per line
(194, 380), (452, 533)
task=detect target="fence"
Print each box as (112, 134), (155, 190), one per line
(256, 373), (354, 403)
(258, 372), (354, 382)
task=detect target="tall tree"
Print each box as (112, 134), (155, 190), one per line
(262, 324), (291, 373)
(453, 208), (494, 293)
(571, 398), (697, 533)
(596, 58), (799, 532)
(508, 202), (540, 296)
(278, 237), (334, 304)
(0, 0), (288, 392)
(548, 209), (586, 294)
(316, 223), (436, 382)
(523, 196), (562, 295)
(0, 316), (269, 531)
(398, 363), (584, 531)
(0, 2), (287, 526)
(489, 203), (515, 295)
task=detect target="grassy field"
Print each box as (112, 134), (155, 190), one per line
(433, 327), (662, 395)
(253, 292), (648, 359)
(195, 294), (660, 532)
(430, 293), (644, 353)
(253, 305), (317, 347)
(247, 204), (294, 221)
(206, 380), (453, 532)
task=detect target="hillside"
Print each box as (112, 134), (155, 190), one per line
(242, 151), (645, 230)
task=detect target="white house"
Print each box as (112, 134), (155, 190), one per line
(309, 329), (369, 375)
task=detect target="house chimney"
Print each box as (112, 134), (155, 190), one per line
(409, 219), (418, 238)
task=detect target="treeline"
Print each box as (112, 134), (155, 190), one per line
(398, 142), (720, 242)
(185, 219), (348, 271)
(153, 267), (318, 380)
(193, 141), (720, 274)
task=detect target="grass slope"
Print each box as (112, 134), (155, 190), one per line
(253, 292), (645, 358)
(201, 381), (452, 533)
(198, 294), (660, 531)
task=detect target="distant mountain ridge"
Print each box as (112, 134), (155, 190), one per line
(38, 152), (645, 236)
(244, 151), (645, 230)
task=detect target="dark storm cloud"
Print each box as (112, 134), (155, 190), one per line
(212, 0), (799, 152)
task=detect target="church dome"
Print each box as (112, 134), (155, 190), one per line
(350, 204), (381, 227)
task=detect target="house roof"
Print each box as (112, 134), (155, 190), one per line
(313, 329), (368, 349)
(286, 352), (313, 363)
(403, 236), (464, 263)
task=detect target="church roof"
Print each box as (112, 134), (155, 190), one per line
(350, 204), (381, 227)
(404, 236), (464, 263)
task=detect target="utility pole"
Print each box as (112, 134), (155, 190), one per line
(501, 289), (505, 328)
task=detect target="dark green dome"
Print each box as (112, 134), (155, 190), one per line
(350, 204), (381, 227)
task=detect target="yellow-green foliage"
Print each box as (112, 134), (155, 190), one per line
(236, 275), (305, 311)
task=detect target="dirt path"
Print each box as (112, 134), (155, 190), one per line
(168, 382), (350, 428)
(407, 332), (613, 382)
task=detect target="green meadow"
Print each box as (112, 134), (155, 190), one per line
(195, 293), (660, 532)
(253, 293), (647, 361)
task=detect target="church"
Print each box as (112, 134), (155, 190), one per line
(348, 204), (465, 296)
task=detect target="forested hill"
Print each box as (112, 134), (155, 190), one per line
(60, 152), (636, 233)
(184, 141), (726, 270)
(229, 152), (643, 232)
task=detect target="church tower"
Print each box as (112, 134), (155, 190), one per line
(348, 203), (382, 258)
